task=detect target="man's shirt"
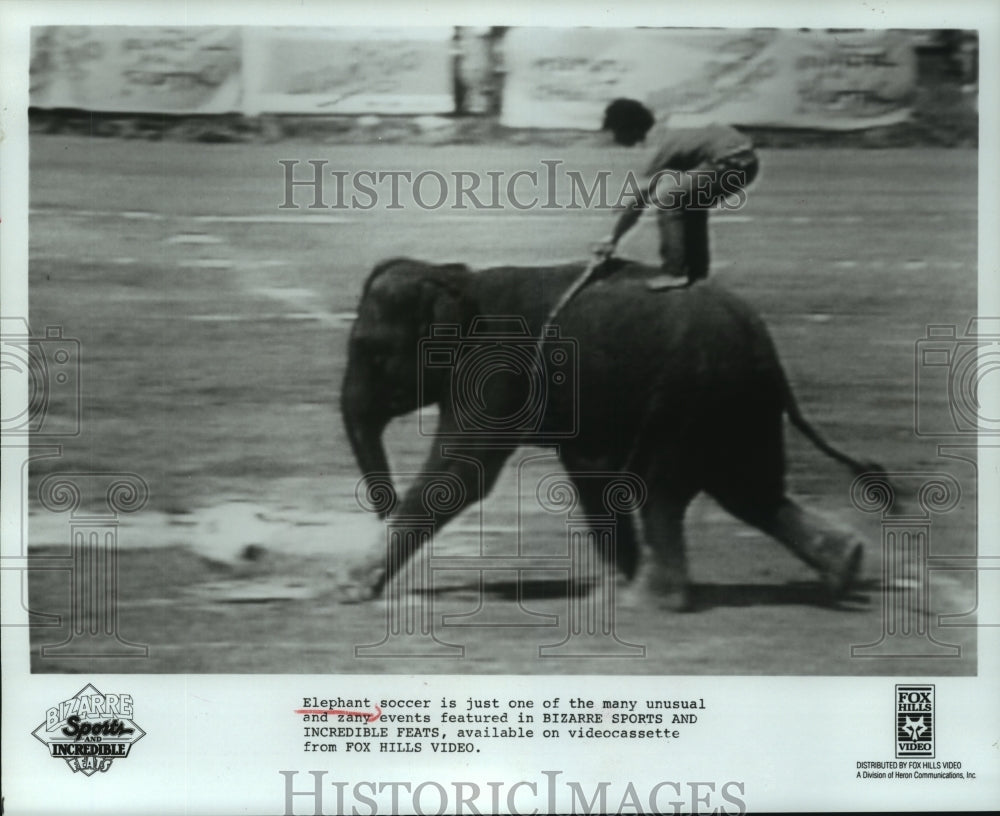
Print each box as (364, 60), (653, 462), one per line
(644, 124), (754, 174)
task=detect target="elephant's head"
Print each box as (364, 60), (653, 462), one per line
(340, 258), (476, 516)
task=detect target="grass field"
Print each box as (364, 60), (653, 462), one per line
(25, 136), (979, 674)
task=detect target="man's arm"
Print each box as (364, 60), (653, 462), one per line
(596, 174), (656, 257)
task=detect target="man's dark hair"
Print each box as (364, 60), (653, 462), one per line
(602, 98), (655, 146)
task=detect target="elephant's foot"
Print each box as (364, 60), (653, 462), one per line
(655, 584), (694, 613)
(816, 537), (864, 598)
(617, 565), (693, 612)
(648, 553), (693, 611)
(768, 502), (865, 599)
(331, 552), (387, 604)
(619, 583), (692, 613)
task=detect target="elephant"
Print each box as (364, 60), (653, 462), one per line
(339, 256), (874, 610)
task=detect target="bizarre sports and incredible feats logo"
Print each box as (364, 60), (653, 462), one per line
(32, 684), (145, 775)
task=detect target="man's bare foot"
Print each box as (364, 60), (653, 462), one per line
(646, 275), (690, 291)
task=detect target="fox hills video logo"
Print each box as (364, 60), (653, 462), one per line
(895, 684), (934, 758)
(32, 684), (145, 775)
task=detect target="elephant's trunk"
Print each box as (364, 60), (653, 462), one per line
(341, 378), (396, 519)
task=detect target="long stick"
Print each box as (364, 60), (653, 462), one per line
(541, 254), (606, 334)
(534, 255), (606, 421)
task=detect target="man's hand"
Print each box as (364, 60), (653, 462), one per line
(593, 239), (617, 260)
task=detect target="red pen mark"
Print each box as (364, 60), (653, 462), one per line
(295, 704), (382, 723)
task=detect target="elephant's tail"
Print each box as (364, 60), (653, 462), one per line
(782, 378), (882, 478)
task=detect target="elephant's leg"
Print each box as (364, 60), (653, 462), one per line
(716, 494), (864, 598)
(339, 444), (515, 602)
(567, 473), (642, 580)
(701, 409), (862, 597)
(637, 494), (696, 612)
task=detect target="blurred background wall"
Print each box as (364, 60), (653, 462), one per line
(28, 26), (978, 146)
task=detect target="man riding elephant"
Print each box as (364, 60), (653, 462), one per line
(595, 98), (759, 285)
(340, 258), (873, 611)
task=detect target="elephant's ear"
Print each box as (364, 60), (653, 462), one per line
(418, 263), (476, 333)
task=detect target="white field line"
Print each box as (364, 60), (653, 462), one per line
(29, 208), (355, 225)
(197, 285), (356, 326)
(33, 208), (927, 232)
(34, 206), (895, 226)
(28, 206), (966, 330)
(28, 249), (968, 276)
